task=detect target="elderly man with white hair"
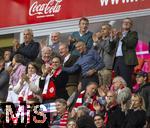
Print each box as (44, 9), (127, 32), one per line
(35, 46), (56, 68)
(111, 76), (127, 94)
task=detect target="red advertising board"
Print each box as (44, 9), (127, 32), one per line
(0, 0), (150, 28)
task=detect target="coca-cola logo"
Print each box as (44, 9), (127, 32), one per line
(29, 0), (63, 18)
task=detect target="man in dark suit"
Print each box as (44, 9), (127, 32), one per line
(105, 91), (125, 128)
(110, 18), (138, 89)
(14, 29), (40, 64)
(0, 57), (9, 103)
(59, 43), (79, 96)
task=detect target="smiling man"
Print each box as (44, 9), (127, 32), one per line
(64, 41), (104, 90)
(69, 17), (93, 56)
(15, 29), (40, 64)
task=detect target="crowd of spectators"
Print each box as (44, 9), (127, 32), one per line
(0, 17), (150, 128)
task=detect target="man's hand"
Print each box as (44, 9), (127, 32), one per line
(86, 69), (96, 76)
(92, 32), (103, 42)
(93, 100), (101, 112)
(12, 39), (20, 51)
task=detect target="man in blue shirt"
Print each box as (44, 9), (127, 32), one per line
(64, 41), (104, 90)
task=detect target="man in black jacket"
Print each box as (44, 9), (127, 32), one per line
(14, 29), (40, 64)
(110, 18), (138, 89)
(59, 43), (79, 96)
(105, 91), (125, 128)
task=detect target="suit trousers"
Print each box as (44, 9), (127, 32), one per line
(81, 74), (99, 91)
(114, 56), (134, 90)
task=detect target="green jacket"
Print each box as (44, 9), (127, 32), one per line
(110, 31), (138, 66)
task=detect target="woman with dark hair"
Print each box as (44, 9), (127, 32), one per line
(94, 114), (105, 128)
(67, 118), (78, 128)
(13, 62), (41, 103)
(6, 54), (26, 104)
(75, 106), (97, 128)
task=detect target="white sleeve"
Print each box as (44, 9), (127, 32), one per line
(13, 79), (24, 94)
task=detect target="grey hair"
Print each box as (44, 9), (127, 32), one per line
(51, 32), (61, 37)
(41, 46), (52, 53)
(117, 87), (131, 104)
(24, 28), (33, 36)
(77, 106), (90, 115)
(112, 76), (127, 86)
(59, 43), (69, 49)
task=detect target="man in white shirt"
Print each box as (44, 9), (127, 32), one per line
(110, 18), (138, 89)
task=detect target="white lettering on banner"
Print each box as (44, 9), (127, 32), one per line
(29, 0), (63, 18)
(136, 51), (149, 55)
(100, 0), (144, 6)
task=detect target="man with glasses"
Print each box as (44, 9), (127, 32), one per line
(110, 18), (138, 89)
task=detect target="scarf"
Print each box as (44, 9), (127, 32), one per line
(50, 110), (68, 128)
(18, 73), (39, 102)
(42, 66), (62, 100)
(74, 91), (96, 112)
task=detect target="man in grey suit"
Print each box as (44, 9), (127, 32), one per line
(93, 24), (114, 87)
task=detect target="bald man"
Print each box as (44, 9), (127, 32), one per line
(63, 41), (104, 90)
(50, 32), (61, 54)
(105, 91), (125, 128)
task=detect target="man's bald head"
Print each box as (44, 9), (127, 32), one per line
(75, 41), (86, 54)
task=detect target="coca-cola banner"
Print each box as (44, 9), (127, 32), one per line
(0, 0), (149, 28)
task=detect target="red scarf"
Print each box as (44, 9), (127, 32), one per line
(18, 74), (39, 102)
(74, 91), (97, 112)
(42, 66), (62, 100)
(50, 110), (69, 127)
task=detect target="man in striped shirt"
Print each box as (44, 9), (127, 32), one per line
(50, 98), (69, 128)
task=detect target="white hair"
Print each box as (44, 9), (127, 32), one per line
(112, 76), (127, 86)
(117, 87), (131, 104)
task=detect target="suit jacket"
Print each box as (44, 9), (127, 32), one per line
(106, 105), (125, 128)
(94, 37), (114, 69)
(110, 31), (138, 66)
(16, 40), (40, 64)
(137, 83), (150, 118)
(63, 55), (79, 86)
(39, 71), (69, 103)
(0, 69), (9, 102)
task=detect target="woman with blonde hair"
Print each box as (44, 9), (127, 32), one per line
(122, 94), (146, 128)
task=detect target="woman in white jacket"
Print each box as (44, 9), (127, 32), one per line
(14, 62), (41, 104)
